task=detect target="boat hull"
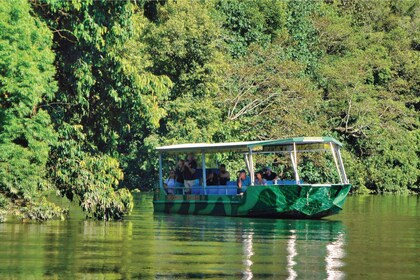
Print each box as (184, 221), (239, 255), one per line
(153, 184), (351, 219)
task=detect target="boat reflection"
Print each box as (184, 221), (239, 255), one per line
(242, 231), (254, 280)
(325, 232), (345, 280)
(154, 214), (346, 279)
(286, 229), (297, 280)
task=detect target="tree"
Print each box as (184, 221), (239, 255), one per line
(219, 44), (323, 141)
(142, 0), (227, 144)
(31, 0), (155, 218)
(0, 0), (65, 221)
(214, 0), (287, 58)
(285, 0), (322, 77)
(317, 1), (419, 193)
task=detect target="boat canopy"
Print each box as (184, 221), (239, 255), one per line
(156, 137), (342, 154)
(156, 141), (262, 154)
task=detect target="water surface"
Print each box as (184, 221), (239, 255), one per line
(0, 195), (419, 279)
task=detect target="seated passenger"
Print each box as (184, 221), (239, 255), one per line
(254, 171), (267, 186)
(237, 169), (251, 194)
(164, 170), (176, 194)
(218, 164), (230, 185)
(263, 167), (278, 183)
(206, 171), (219, 186)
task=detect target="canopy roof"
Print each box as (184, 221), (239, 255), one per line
(156, 137), (342, 154)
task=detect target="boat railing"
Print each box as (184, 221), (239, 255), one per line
(164, 180), (312, 195)
(165, 185), (238, 195)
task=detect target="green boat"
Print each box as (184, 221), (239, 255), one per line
(153, 137), (351, 219)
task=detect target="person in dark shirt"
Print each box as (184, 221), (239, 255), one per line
(263, 167), (278, 183)
(183, 154), (197, 194)
(175, 160), (184, 183)
(218, 164), (230, 185)
(174, 159), (184, 194)
(206, 171), (219, 186)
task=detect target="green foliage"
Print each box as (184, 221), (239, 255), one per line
(0, 0), (58, 206)
(33, 0), (172, 194)
(0, 193), (8, 208)
(34, 0), (136, 151)
(31, 0), (153, 217)
(49, 125), (133, 220)
(20, 197), (68, 222)
(116, 8), (172, 189)
(141, 0), (228, 144)
(0, 211), (5, 223)
(215, 0), (287, 57)
(81, 187), (133, 220)
(298, 156), (340, 184)
(1, 0), (418, 224)
(219, 44), (323, 140)
(138, 0), (419, 193)
(317, 1), (419, 193)
(285, 0), (322, 76)
(143, 0), (226, 98)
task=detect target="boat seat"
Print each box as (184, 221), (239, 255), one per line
(191, 184), (204, 195)
(206, 187), (219, 195)
(226, 188), (237, 195)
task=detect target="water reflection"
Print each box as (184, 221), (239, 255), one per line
(153, 213), (346, 279)
(1, 195), (419, 279)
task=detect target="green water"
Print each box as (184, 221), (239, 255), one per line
(0, 195), (419, 279)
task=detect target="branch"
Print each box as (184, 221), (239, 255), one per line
(51, 28), (77, 43)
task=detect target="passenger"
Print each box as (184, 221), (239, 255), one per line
(254, 171), (267, 186)
(164, 170), (176, 194)
(175, 159), (185, 187)
(218, 164), (230, 185)
(237, 169), (251, 194)
(206, 171), (219, 186)
(263, 167), (278, 183)
(183, 154), (197, 194)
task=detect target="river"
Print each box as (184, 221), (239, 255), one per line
(0, 195), (419, 279)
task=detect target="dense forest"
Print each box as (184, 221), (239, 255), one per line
(0, 0), (418, 222)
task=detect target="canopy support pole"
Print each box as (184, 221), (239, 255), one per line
(249, 148), (255, 185)
(158, 152), (164, 191)
(291, 143), (300, 184)
(336, 148), (348, 184)
(202, 150), (207, 189)
(330, 142), (343, 184)
(244, 153), (250, 172)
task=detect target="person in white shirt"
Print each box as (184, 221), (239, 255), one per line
(164, 170), (177, 194)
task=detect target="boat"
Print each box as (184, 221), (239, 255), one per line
(153, 137), (351, 219)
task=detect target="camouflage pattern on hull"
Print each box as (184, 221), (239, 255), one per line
(153, 184), (351, 219)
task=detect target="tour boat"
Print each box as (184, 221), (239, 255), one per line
(153, 137), (351, 219)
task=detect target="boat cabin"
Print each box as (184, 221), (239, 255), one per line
(156, 137), (349, 196)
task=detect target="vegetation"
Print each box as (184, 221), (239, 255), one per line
(0, 0), (418, 221)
